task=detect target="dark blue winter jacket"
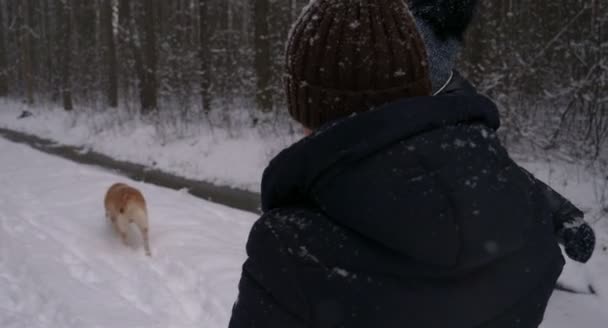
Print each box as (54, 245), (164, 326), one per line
(229, 75), (593, 328)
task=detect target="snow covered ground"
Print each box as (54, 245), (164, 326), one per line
(0, 138), (256, 328)
(0, 140), (606, 327)
(0, 100), (299, 192)
(1, 100), (608, 327)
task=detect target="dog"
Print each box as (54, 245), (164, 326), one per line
(104, 183), (151, 256)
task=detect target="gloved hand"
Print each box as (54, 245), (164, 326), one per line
(555, 213), (596, 263)
(517, 165), (596, 263)
(553, 201), (595, 263)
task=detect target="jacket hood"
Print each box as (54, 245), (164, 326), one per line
(263, 95), (499, 211)
(262, 95), (513, 268)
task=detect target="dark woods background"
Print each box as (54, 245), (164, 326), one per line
(0, 0), (605, 158)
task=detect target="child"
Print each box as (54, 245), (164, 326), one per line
(230, 1), (595, 327)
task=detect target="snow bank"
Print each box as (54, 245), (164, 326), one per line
(0, 99), (300, 192)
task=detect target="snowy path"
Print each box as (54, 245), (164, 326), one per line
(0, 138), (606, 327)
(0, 138), (255, 328)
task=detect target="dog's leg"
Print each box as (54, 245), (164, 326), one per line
(112, 221), (120, 236)
(110, 216), (120, 234)
(139, 225), (151, 256)
(116, 218), (129, 246)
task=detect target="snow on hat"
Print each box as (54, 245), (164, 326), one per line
(285, 0), (432, 130)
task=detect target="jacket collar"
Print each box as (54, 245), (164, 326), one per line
(439, 70), (478, 96)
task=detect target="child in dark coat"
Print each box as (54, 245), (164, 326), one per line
(230, 1), (595, 327)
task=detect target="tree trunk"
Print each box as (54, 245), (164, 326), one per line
(118, 0), (133, 103)
(59, 0), (73, 111)
(140, 0), (158, 113)
(43, 0), (58, 101)
(101, 0), (118, 108)
(0, 0), (8, 97)
(119, 0), (147, 113)
(199, 0), (211, 112)
(21, 0), (34, 104)
(74, 0), (97, 98)
(254, 0), (272, 113)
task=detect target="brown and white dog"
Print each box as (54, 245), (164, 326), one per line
(104, 183), (151, 256)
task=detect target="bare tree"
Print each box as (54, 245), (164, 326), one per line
(58, 0), (73, 111)
(0, 0), (8, 97)
(254, 0), (272, 113)
(118, 0), (136, 104)
(118, 0), (151, 114)
(101, 0), (118, 108)
(199, 0), (211, 113)
(140, 0), (158, 113)
(20, 0), (34, 104)
(42, 0), (57, 101)
(0, 0), (600, 158)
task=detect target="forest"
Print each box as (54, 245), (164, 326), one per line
(0, 0), (606, 158)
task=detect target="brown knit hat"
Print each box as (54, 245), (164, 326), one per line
(285, 0), (432, 129)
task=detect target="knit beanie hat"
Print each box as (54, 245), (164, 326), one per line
(285, 0), (432, 130)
